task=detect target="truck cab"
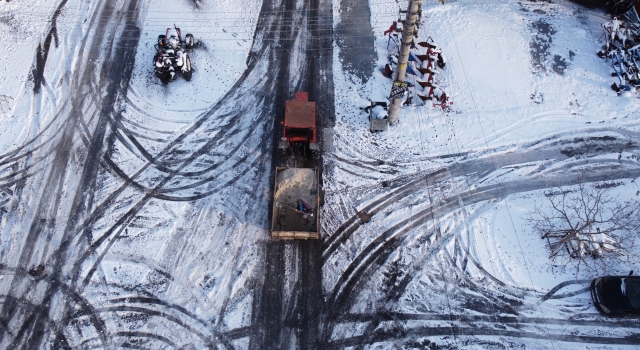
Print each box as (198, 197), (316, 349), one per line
(278, 92), (319, 151)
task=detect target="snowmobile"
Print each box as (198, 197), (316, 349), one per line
(154, 26), (195, 82)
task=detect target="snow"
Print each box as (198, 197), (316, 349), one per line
(1, 0), (267, 348)
(2, 0), (640, 348)
(345, 1), (638, 162)
(323, 0), (640, 348)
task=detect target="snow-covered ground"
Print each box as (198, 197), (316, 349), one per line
(0, 0), (269, 348)
(323, 0), (640, 348)
(1, 0), (640, 348)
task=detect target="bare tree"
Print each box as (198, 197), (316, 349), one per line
(527, 174), (640, 274)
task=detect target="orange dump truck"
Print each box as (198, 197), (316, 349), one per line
(271, 92), (320, 239)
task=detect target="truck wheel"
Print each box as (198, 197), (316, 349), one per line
(185, 34), (194, 49)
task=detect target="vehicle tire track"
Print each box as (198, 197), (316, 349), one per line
(0, 0), (140, 347)
(0, 266), (107, 348)
(32, 0), (69, 93)
(322, 135), (640, 262)
(541, 279), (591, 301)
(327, 325), (640, 348)
(336, 312), (640, 327)
(245, 0), (296, 349)
(323, 166), (640, 341)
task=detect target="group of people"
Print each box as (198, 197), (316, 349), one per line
(596, 16), (640, 93)
(385, 40), (450, 108)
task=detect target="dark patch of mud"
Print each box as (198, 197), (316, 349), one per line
(27, 265), (46, 278)
(357, 211), (371, 224)
(530, 19), (556, 74)
(530, 18), (572, 76)
(551, 54), (568, 75)
(557, 135), (636, 157)
(594, 181), (624, 189)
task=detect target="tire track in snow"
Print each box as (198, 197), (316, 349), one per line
(65, 21), (279, 276)
(336, 312), (640, 327)
(88, 331), (178, 348)
(328, 148), (636, 346)
(0, 265), (108, 348)
(541, 279), (592, 301)
(68, 43), (282, 237)
(327, 325), (640, 348)
(246, 0), (302, 347)
(322, 133), (640, 262)
(0, 0), (141, 347)
(40, 0), (303, 346)
(250, 0), (334, 347)
(31, 0), (68, 93)
(88, 306), (214, 346)
(348, 227), (515, 349)
(322, 165), (640, 344)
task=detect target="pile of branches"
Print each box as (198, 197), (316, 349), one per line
(527, 176), (640, 273)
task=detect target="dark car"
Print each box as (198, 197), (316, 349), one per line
(591, 275), (640, 315)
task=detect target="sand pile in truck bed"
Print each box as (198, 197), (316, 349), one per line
(272, 168), (317, 232)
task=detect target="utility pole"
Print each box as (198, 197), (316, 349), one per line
(388, 0), (422, 124)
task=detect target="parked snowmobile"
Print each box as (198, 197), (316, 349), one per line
(154, 26), (195, 82)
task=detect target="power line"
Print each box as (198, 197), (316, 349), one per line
(445, 19), (558, 350)
(4, 0), (402, 15)
(15, 33), (383, 44)
(12, 16), (386, 31)
(16, 16), (352, 25)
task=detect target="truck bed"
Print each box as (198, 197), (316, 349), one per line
(271, 167), (320, 239)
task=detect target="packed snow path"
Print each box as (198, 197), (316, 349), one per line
(0, 0), (333, 348)
(0, 0), (291, 347)
(320, 0), (640, 348)
(321, 130), (640, 348)
(2, 0), (640, 349)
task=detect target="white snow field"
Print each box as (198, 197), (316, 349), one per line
(0, 0), (640, 348)
(323, 0), (640, 348)
(0, 0), (268, 348)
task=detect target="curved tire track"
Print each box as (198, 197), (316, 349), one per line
(322, 166), (640, 342)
